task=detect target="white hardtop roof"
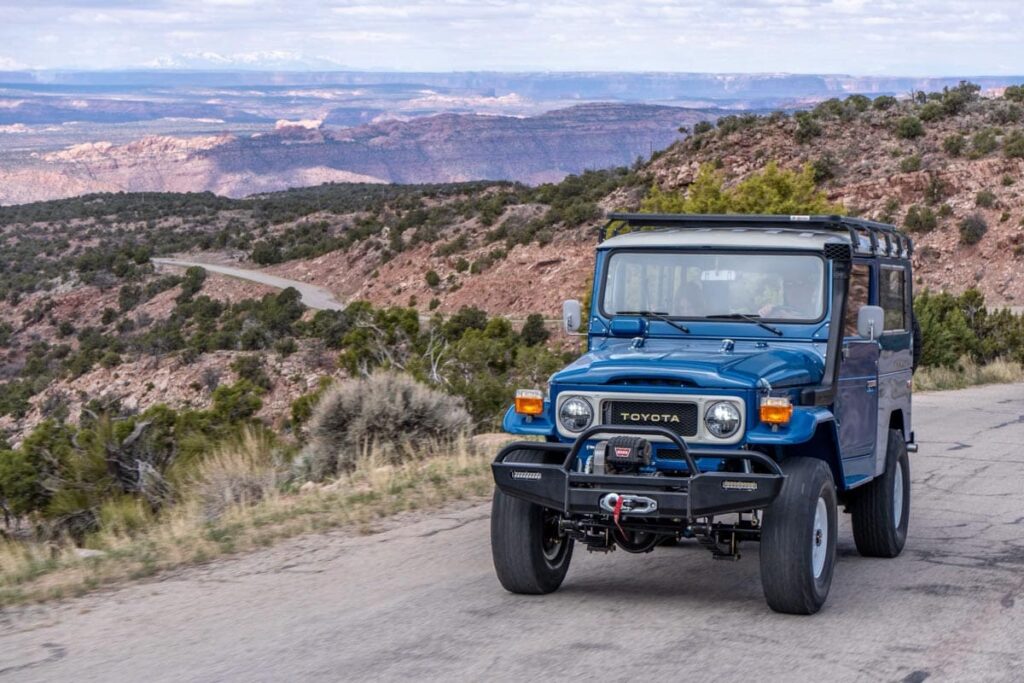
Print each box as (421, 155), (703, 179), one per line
(598, 227), (849, 251)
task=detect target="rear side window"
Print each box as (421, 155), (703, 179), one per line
(845, 263), (871, 335)
(879, 265), (907, 332)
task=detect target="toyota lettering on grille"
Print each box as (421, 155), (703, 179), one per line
(619, 412), (680, 424)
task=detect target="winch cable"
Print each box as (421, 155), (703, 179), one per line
(612, 494), (626, 537)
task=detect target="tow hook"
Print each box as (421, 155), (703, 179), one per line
(599, 493), (658, 515)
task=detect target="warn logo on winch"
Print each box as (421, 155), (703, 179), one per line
(613, 446), (632, 458)
(619, 412), (680, 424)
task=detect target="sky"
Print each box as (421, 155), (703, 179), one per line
(0, 0), (1022, 75)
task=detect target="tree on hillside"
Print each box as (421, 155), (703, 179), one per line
(638, 162), (843, 217)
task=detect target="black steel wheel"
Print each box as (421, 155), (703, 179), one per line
(490, 449), (573, 594)
(759, 457), (838, 615)
(851, 429), (911, 558)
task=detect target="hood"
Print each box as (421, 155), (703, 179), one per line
(552, 339), (824, 390)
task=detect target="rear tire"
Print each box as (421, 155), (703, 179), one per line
(759, 457), (838, 615)
(490, 449), (573, 594)
(851, 429), (910, 558)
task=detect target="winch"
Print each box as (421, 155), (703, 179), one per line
(591, 435), (652, 475)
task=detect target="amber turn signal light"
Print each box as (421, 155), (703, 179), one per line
(515, 389), (545, 416)
(759, 397), (793, 425)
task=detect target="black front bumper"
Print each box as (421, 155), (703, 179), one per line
(491, 426), (785, 521)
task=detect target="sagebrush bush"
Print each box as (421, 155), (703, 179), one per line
(297, 372), (472, 480)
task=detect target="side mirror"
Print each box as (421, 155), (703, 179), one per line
(562, 299), (583, 334)
(857, 305), (885, 340)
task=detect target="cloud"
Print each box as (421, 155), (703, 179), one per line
(0, 0), (1021, 74)
(0, 56), (29, 70)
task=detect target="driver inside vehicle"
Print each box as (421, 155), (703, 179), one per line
(758, 260), (822, 320)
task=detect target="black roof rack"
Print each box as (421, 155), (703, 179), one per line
(602, 213), (913, 258)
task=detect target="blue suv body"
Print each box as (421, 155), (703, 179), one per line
(490, 213), (917, 614)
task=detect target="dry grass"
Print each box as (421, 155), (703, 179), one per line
(913, 357), (1024, 391)
(0, 435), (496, 607)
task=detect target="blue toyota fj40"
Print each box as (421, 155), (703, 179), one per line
(490, 213), (919, 614)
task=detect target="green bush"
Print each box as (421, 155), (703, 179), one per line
(425, 270), (441, 288)
(899, 154), (922, 173)
(793, 112), (823, 143)
(975, 190), (997, 209)
(942, 134), (966, 156)
(904, 205), (937, 233)
(1005, 85), (1024, 103)
(692, 120), (714, 135)
(970, 129), (999, 157)
(640, 162), (842, 216)
(520, 314), (550, 347)
(959, 214), (988, 245)
(918, 102), (944, 122)
(1003, 131), (1024, 159)
(895, 116), (925, 139)
(872, 95), (897, 110)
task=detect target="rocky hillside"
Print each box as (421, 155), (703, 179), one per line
(646, 86), (1024, 304)
(0, 103), (706, 204)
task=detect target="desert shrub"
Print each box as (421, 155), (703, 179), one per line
(959, 214), (988, 245)
(904, 205), (937, 233)
(940, 81), (981, 116)
(845, 94), (871, 112)
(899, 154), (922, 173)
(895, 116), (924, 139)
(975, 190), (997, 209)
(692, 120), (714, 135)
(872, 95), (897, 110)
(640, 162), (842, 216)
(519, 313), (550, 347)
(425, 270), (440, 288)
(793, 112), (822, 143)
(990, 103), (1022, 125)
(1005, 85), (1024, 103)
(942, 134), (966, 156)
(1003, 131), (1024, 159)
(230, 354), (272, 391)
(811, 154), (838, 182)
(918, 102), (944, 122)
(189, 427), (282, 521)
(177, 266), (206, 302)
(924, 173), (947, 205)
(970, 129), (999, 157)
(298, 372), (472, 479)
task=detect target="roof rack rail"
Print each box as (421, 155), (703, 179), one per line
(601, 212), (913, 258)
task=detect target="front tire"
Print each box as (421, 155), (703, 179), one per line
(760, 457), (838, 615)
(490, 450), (573, 594)
(851, 429), (910, 558)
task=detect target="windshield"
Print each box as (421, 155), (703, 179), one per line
(602, 251), (826, 322)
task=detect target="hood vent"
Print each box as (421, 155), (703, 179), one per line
(606, 377), (697, 388)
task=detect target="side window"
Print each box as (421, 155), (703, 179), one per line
(844, 263), (870, 335)
(879, 265), (907, 332)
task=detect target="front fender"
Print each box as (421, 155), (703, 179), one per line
(745, 406), (834, 445)
(502, 404), (556, 437)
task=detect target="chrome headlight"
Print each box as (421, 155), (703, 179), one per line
(559, 397), (593, 433)
(704, 401), (741, 438)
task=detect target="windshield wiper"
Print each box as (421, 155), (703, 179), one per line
(706, 313), (784, 337)
(615, 310), (690, 334)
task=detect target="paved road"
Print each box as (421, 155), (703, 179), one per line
(2, 383), (1023, 681)
(152, 258), (345, 310)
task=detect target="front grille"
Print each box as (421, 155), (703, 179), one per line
(603, 400), (699, 437)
